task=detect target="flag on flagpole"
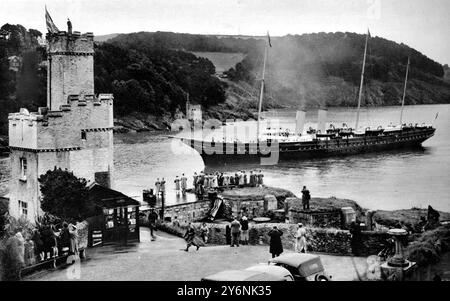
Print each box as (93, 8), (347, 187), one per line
(45, 6), (59, 34)
(367, 28), (371, 38)
(267, 31), (272, 47)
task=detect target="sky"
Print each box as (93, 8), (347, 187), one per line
(1, 0), (449, 64)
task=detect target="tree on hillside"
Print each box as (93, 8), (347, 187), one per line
(38, 168), (95, 222)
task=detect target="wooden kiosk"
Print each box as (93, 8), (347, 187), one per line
(88, 183), (140, 246)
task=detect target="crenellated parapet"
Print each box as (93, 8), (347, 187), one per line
(46, 31), (94, 55)
(9, 93), (114, 151)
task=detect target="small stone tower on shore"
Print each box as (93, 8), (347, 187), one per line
(8, 26), (114, 222)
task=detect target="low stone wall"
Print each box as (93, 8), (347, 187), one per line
(158, 221), (390, 256)
(288, 208), (342, 228)
(222, 196), (278, 220)
(358, 231), (390, 255)
(154, 200), (213, 222)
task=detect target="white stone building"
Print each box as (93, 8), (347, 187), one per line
(8, 29), (114, 222)
(185, 100), (202, 122)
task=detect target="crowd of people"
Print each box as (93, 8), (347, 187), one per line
(30, 222), (79, 263)
(224, 217), (308, 258)
(192, 170), (265, 196)
(149, 170), (266, 202)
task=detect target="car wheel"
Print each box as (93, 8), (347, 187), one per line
(316, 275), (329, 281)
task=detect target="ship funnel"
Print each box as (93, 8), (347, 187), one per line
(295, 110), (306, 135)
(317, 109), (327, 133)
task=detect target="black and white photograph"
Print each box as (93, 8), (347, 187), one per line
(0, 0), (449, 288)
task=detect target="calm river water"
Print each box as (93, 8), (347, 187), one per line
(1, 104), (449, 211)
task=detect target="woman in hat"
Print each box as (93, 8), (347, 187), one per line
(294, 223), (307, 253)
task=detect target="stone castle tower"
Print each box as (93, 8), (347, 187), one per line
(8, 28), (114, 222)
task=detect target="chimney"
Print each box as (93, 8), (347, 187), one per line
(295, 110), (306, 135)
(317, 109), (327, 133)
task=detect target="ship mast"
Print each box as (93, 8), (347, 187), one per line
(399, 57), (410, 126)
(355, 29), (370, 131)
(256, 35), (269, 141)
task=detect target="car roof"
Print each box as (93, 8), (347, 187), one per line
(202, 269), (286, 281)
(270, 253), (321, 268)
(245, 265), (293, 279)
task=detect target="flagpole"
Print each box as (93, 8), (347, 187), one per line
(399, 57), (410, 126)
(355, 29), (370, 131)
(256, 37), (268, 141)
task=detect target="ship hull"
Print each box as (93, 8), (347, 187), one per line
(179, 127), (435, 165)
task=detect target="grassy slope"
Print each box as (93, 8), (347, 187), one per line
(373, 209), (450, 228)
(192, 52), (245, 73)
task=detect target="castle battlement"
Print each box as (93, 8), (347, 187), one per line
(46, 31), (94, 54)
(9, 93), (114, 151)
(8, 93), (114, 121)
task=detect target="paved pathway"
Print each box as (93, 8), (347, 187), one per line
(26, 228), (369, 281)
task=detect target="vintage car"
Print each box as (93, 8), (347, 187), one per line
(201, 269), (290, 281)
(269, 253), (331, 281)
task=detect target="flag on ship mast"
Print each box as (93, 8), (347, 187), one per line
(267, 31), (272, 47)
(45, 6), (59, 34)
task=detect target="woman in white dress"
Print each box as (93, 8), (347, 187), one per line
(212, 174), (218, 188)
(294, 223), (307, 253)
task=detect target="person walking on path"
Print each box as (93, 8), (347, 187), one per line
(301, 186), (311, 210)
(200, 222), (209, 243)
(183, 223), (203, 251)
(240, 216), (249, 245)
(148, 208), (159, 241)
(181, 174), (188, 195)
(225, 225), (231, 245)
(294, 223), (307, 253)
(230, 217), (241, 247)
(268, 226), (283, 258)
